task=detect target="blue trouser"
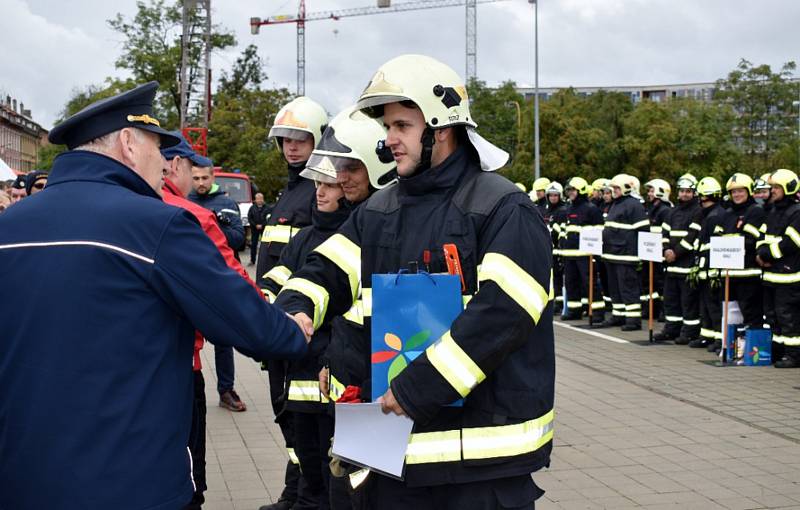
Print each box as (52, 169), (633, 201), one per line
(215, 344), (235, 394)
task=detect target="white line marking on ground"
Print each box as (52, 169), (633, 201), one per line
(553, 321), (631, 344)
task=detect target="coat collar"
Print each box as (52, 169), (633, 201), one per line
(48, 150), (162, 200)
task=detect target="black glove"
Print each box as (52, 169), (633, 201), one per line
(215, 211), (232, 226)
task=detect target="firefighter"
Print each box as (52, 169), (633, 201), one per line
(256, 96), (329, 510)
(531, 176), (551, 217)
(560, 177), (604, 323)
(591, 178), (609, 209)
(722, 174), (766, 337)
(654, 177), (702, 343)
(261, 107), (397, 510)
(756, 168), (800, 368)
(596, 180), (615, 316)
(641, 179), (672, 320)
(544, 181), (567, 312)
(275, 54), (554, 508)
(754, 173), (772, 206)
(599, 174), (649, 331)
(689, 177), (729, 349)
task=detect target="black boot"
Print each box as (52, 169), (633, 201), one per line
(775, 357), (800, 368)
(688, 338), (711, 348)
(621, 320), (642, 332)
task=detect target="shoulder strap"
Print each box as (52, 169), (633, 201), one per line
(453, 171), (520, 216)
(364, 182), (400, 214)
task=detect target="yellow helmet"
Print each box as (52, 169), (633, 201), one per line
(301, 106), (397, 189)
(515, 182), (527, 192)
(566, 176), (591, 196)
(645, 178), (671, 201)
(770, 168), (800, 195)
(697, 176), (722, 197)
(269, 97), (329, 153)
(532, 177), (551, 192)
(725, 173), (754, 194)
(591, 178), (610, 192)
(610, 173), (634, 196)
(356, 54), (508, 171)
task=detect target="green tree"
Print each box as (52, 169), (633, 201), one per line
(218, 44), (267, 96)
(714, 59), (798, 173)
(108, 0), (236, 128)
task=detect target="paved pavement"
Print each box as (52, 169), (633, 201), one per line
(200, 299), (800, 509)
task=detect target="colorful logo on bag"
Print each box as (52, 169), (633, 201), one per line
(371, 330), (431, 385)
(750, 346), (760, 364)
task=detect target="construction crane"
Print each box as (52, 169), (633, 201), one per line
(180, 0), (212, 155)
(250, 0), (509, 96)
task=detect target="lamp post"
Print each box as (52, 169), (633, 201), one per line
(506, 100), (522, 156)
(530, 0), (540, 180)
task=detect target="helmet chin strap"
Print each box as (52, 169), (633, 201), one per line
(411, 127), (436, 177)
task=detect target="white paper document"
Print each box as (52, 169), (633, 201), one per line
(332, 402), (414, 479)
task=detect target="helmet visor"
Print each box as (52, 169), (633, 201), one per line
(269, 126), (313, 141)
(303, 153), (365, 184)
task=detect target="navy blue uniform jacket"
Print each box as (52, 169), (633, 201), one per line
(0, 151), (306, 510)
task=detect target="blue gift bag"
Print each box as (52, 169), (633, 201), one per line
(371, 272), (463, 403)
(744, 329), (772, 366)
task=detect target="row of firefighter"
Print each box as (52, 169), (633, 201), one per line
(522, 170), (800, 369)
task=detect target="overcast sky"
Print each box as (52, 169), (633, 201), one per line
(2, 0), (798, 130)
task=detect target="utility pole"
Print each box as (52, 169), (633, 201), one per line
(532, 0), (540, 179)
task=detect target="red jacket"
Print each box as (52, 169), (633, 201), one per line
(162, 179), (258, 370)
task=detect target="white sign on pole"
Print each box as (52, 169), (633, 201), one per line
(709, 236), (745, 269)
(637, 232), (663, 263)
(579, 227), (603, 255)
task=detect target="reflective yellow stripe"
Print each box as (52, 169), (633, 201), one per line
(666, 266), (692, 274)
(342, 299), (364, 325)
(700, 327), (722, 340)
(665, 315), (682, 323)
(726, 268), (762, 277)
(478, 252), (548, 324)
(281, 278), (329, 330)
(426, 331), (486, 398)
(262, 224), (298, 244)
(462, 295), (472, 308)
(773, 334), (800, 346)
(349, 468), (370, 489)
(566, 300), (583, 309)
(362, 287), (372, 317)
(264, 265), (291, 287)
(743, 224), (761, 238)
(679, 239), (694, 251)
(650, 226), (662, 233)
(770, 242), (783, 259)
(786, 226), (800, 248)
(329, 374), (346, 402)
(462, 409), (554, 461)
(605, 220), (647, 230)
(405, 430), (462, 464)
(559, 249), (590, 257)
(288, 380), (323, 402)
(602, 253), (639, 262)
(683, 318), (700, 326)
(548, 270), (555, 300)
(670, 230), (689, 237)
(314, 234), (361, 301)
(262, 288), (277, 302)
(662, 223), (671, 231)
(689, 222), (702, 231)
(287, 447), (299, 464)
(763, 271), (800, 284)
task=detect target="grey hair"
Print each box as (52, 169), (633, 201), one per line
(73, 128), (146, 155)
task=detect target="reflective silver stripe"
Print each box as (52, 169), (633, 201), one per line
(726, 268), (762, 277)
(0, 240), (154, 264)
(605, 220), (649, 230)
(288, 380), (325, 402)
(669, 230), (689, 237)
(683, 318), (700, 326)
(665, 315), (682, 323)
(559, 249), (590, 257)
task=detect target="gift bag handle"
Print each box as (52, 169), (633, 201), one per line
(393, 269), (438, 287)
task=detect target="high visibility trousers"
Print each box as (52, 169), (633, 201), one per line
(661, 275), (700, 339)
(730, 277), (763, 329)
(293, 411), (335, 510)
(773, 284), (800, 361)
(698, 281), (722, 342)
(606, 262), (642, 325)
(563, 257), (603, 313)
(368, 472), (543, 510)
